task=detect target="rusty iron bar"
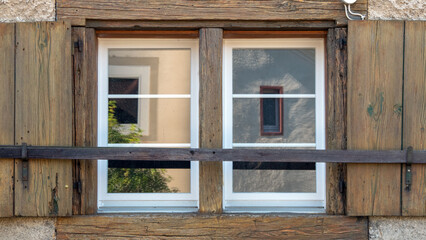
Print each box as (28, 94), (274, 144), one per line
(0, 144), (424, 163)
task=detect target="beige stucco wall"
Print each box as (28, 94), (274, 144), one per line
(0, 0), (55, 22)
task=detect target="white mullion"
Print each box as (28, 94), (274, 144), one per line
(232, 94), (315, 99)
(108, 94), (191, 99)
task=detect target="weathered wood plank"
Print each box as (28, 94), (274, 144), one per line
(96, 30), (198, 38)
(57, 0), (367, 25)
(72, 27), (98, 215)
(402, 21), (426, 216)
(1, 147), (425, 163)
(86, 20), (337, 30)
(0, 23), (15, 217)
(199, 28), (223, 214)
(56, 214), (368, 239)
(326, 28), (348, 215)
(347, 21), (404, 216)
(14, 22), (73, 216)
(223, 30), (327, 38)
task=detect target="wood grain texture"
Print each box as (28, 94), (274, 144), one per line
(347, 21), (404, 216)
(57, 0), (367, 25)
(0, 23), (15, 217)
(14, 22), (73, 216)
(326, 28), (348, 215)
(72, 27), (98, 215)
(56, 214), (368, 239)
(199, 28), (223, 213)
(86, 20), (337, 30)
(402, 21), (426, 216)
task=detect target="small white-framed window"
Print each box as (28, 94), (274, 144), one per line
(223, 38), (326, 213)
(97, 38), (199, 213)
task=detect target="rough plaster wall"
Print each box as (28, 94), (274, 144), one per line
(0, 218), (56, 240)
(368, 0), (425, 20)
(370, 217), (426, 240)
(0, 0), (55, 22)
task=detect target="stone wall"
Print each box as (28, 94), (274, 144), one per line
(0, 0), (55, 22)
(368, 0), (425, 20)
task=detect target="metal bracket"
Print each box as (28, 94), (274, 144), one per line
(21, 143), (28, 188)
(405, 146), (413, 191)
(74, 40), (83, 52)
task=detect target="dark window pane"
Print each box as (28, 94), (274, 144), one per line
(109, 78), (139, 94)
(260, 87), (282, 135)
(110, 99), (138, 124)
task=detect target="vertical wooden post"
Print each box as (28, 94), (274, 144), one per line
(326, 28), (348, 215)
(0, 23), (15, 217)
(14, 22), (73, 216)
(402, 21), (426, 216)
(199, 28), (223, 213)
(347, 21), (404, 216)
(72, 27), (98, 215)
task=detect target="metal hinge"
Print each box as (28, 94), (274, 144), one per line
(405, 146), (413, 191)
(73, 40), (83, 53)
(21, 143), (28, 189)
(73, 180), (82, 194)
(339, 37), (347, 50)
(339, 178), (346, 194)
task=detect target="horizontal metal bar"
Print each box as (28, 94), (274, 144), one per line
(0, 145), (425, 163)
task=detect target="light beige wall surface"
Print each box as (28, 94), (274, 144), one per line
(0, 0), (55, 22)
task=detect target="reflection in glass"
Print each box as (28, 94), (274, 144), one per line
(233, 49), (315, 94)
(106, 48), (192, 194)
(108, 49), (191, 94)
(233, 98), (315, 143)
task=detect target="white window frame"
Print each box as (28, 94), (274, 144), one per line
(222, 38), (326, 213)
(97, 38), (199, 213)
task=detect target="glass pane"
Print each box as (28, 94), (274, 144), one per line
(108, 98), (190, 144)
(233, 98), (315, 143)
(108, 160), (190, 193)
(233, 49), (315, 94)
(233, 168), (316, 193)
(109, 78), (139, 94)
(109, 49), (191, 94)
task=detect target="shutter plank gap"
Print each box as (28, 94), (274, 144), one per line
(402, 21), (426, 216)
(199, 28), (223, 213)
(0, 23), (15, 217)
(326, 28), (348, 215)
(347, 21), (404, 216)
(14, 22), (73, 216)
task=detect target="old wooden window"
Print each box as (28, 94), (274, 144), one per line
(97, 38), (199, 212)
(223, 38), (326, 212)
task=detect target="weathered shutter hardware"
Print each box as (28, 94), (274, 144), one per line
(0, 144), (423, 163)
(73, 40), (83, 52)
(21, 143), (28, 188)
(405, 146), (413, 191)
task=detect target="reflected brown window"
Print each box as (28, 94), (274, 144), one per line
(260, 86), (283, 135)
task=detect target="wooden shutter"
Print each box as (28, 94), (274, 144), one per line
(13, 22), (73, 216)
(0, 24), (15, 217)
(347, 20), (426, 216)
(72, 27), (98, 215)
(402, 21), (426, 216)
